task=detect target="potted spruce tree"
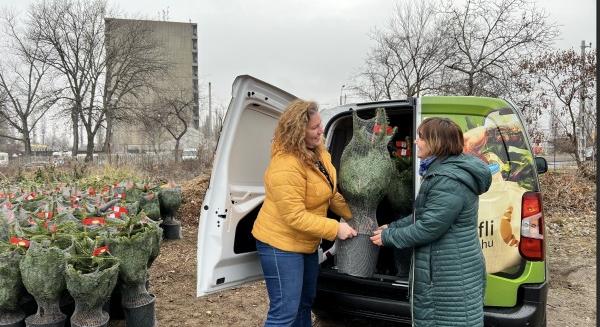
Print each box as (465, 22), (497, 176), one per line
(20, 233), (74, 327)
(0, 238), (27, 327)
(139, 192), (161, 222)
(158, 184), (182, 239)
(337, 108), (395, 278)
(65, 236), (119, 327)
(106, 212), (161, 327)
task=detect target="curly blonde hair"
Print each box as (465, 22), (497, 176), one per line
(272, 99), (322, 166)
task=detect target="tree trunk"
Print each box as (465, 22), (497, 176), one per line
(23, 136), (32, 156)
(22, 119), (32, 155)
(467, 73), (475, 95)
(174, 139), (180, 162)
(71, 108), (79, 157)
(103, 112), (113, 153)
(86, 130), (95, 162)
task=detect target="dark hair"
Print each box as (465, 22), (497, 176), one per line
(417, 117), (464, 157)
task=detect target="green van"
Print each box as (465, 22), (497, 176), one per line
(196, 75), (548, 326)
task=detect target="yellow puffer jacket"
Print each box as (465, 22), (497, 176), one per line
(252, 148), (352, 254)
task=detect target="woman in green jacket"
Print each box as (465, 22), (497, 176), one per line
(371, 117), (492, 327)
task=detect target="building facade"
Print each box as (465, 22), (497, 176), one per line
(105, 18), (199, 153)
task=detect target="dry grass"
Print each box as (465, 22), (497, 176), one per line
(539, 170), (596, 215)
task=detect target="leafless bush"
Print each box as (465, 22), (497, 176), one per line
(539, 170), (596, 216)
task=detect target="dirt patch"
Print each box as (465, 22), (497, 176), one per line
(113, 169), (596, 326)
(150, 227), (268, 327)
(177, 173), (211, 227)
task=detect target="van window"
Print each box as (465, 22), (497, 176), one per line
(423, 109), (538, 277)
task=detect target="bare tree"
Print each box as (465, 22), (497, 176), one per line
(26, 0), (106, 157)
(441, 0), (558, 96)
(103, 18), (170, 155)
(26, 0), (168, 161)
(382, 0), (452, 97)
(78, 1), (108, 161)
(353, 0), (451, 100)
(146, 91), (194, 161)
(521, 48), (596, 173)
(352, 43), (399, 101)
(140, 121), (166, 154)
(0, 11), (60, 154)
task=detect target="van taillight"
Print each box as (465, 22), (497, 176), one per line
(519, 192), (544, 261)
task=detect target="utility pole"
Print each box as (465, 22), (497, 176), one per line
(579, 40), (592, 161)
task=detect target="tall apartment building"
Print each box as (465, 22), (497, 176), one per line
(105, 18), (199, 153)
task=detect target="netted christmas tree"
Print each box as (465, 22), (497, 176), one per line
(0, 241), (26, 326)
(20, 234), (74, 327)
(65, 236), (120, 327)
(106, 212), (162, 327)
(337, 108), (395, 278)
(158, 184), (182, 239)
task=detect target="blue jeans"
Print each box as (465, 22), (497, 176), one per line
(256, 240), (319, 327)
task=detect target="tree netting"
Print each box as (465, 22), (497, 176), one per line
(337, 108), (395, 278)
(386, 157), (413, 213)
(19, 236), (73, 325)
(158, 186), (182, 239)
(108, 220), (160, 308)
(65, 256), (119, 327)
(158, 187), (182, 220)
(0, 210), (26, 318)
(139, 192), (161, 221)
(0, 249), (24, 312)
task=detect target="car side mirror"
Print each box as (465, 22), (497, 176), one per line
(534, 156), (548, 174)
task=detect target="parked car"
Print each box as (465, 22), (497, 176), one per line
(182, 148), (198, 160)
(0, 152), (8, 166)
(196, 75), (548, 326)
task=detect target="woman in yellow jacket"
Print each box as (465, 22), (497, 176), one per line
(252, 99), (356, 327)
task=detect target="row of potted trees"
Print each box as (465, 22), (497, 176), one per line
(0, 180), (183, 327)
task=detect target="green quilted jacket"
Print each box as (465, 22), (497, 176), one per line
(382, 154), (492, 327)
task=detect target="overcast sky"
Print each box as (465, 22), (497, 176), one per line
(3, 0), (597, 111)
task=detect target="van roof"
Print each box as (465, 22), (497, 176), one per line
(421, 96), (512, 116)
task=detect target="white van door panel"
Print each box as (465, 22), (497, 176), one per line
(197, 75), (297, 296)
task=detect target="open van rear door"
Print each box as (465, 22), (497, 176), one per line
(196, 75), (297, 296)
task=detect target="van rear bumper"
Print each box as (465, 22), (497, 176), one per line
(313, 280), (547, 326)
